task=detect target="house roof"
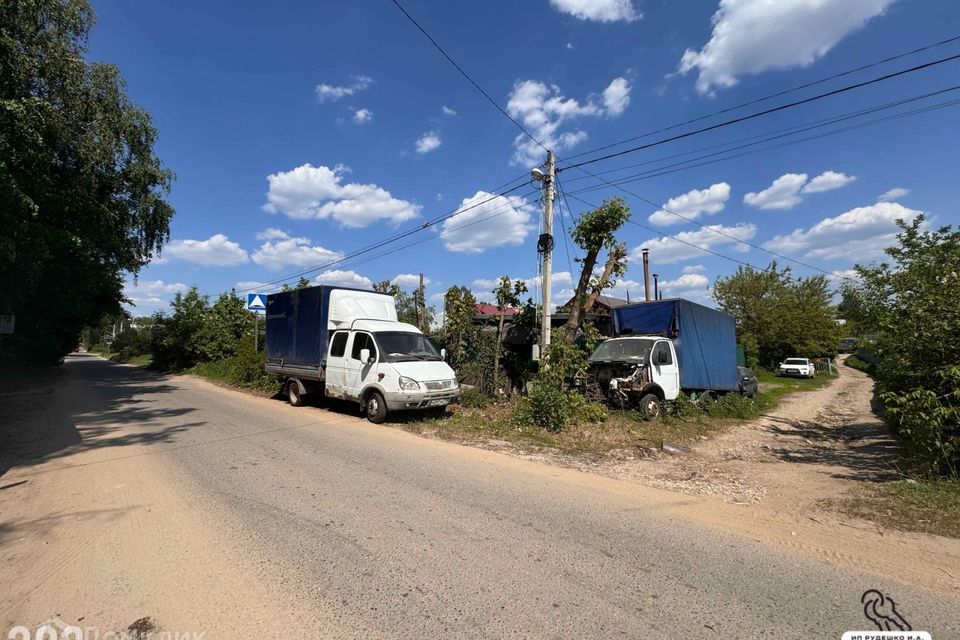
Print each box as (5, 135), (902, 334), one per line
(561, 294), (630, 311)
(474, 303), (519, 316)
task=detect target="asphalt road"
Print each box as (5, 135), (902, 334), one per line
(2, 354), (958, 638)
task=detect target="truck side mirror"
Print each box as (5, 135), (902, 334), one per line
(440, 348), (447, 360)
(360, 348), (372, 364)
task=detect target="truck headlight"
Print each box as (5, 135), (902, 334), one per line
(399, 376), (420, 391)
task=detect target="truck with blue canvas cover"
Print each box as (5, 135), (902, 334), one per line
(265, 285), (459, 423)
(584, 298), (739, 420)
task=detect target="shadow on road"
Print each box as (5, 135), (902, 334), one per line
(0, 353), (204, 477)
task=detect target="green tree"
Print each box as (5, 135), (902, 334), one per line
(564, 197), (630, 331)
(199, 292), (250, 361)
(150, 288), (209, 370)
(1, 0), (174, 362)
(442, 285), (477, 370)
(714, 262), (839, 368)
(492, 276), (528, 394)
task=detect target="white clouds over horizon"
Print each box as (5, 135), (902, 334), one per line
(123, 279), (189, 313)
(313, 269), (374, 289)
(393, 273), (431, 288)
(506, 76), (632, 166)
(745, 171), (856, 209)
(166, 234), (248, 266)
(678, 0), (895, 94)
(763, 201), (923, 261)
(549, 0), (640, 22)
(440, 191), (536, 253)
(250, 228), (343, 271)
(263, 163), (420, 228)
(649, 182), (730, 226)
(353, 108), (373, 124)
(315, 75), (372, 102)
(634, 223), (758, 264)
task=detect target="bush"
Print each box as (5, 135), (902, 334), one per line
(567, 392), (609, 423)
(459, 387), (491, 409)
(664, 393), (701, 419)
(883, 366), (960, 478)
(189, 334), (278, 392)
(705, 393), (768, 419)
(845, 353), (876, 376)
(518, 377), (570, 432)
(109, 327), (152, 361)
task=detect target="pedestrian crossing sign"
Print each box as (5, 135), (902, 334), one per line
(246, 293), (267, 311)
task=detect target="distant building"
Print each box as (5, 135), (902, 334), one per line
(473, 303), (520, 322)
(561, 294), (630, 315)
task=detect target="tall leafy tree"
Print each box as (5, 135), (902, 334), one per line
(714, 262), (839, 367)
(492, 276), (528, 393)
(564, 197), (630, 331)
(2, 0), (175, 361)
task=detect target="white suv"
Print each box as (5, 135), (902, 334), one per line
(778, 358), (816, 378)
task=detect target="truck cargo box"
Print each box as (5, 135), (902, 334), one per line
(612, 298), (739, 392)
(265, 286), (395, 374)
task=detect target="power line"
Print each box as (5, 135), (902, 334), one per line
(389, 0), (546, 152)
(560, 34), (960, 163)
(567, 93), (960, 196)
(562, 84), (960, 186)
(559, 52), (960, 172)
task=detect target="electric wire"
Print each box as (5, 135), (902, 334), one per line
(389, 0), (546, 152)
(559, 52), (960, 172)
(560, 34), (960, 163)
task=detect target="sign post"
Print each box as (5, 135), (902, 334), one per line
(246, 294), (267, 353)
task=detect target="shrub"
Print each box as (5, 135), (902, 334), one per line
(519, 376), (570, 432)
(706, 393), (766, 420)
(567, 392), (609, 424)
(883, 366), (960, 478)
(459, 386), (491, 409)
(663, 393), (702, 419)
(109, 327), (152, 361)
(189, 334), (278, 392)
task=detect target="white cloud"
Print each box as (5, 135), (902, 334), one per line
(315, 75), (372, 102)
(473, 271), (572, 292)
(235, 281), (284, 295)
(393, 273), (431, 288)
(415, 131), (442, 154)
(878, 187), (910, 202)
(353, 108), (373, 124)
(802, 170), (857, 193)
(602, 77), (632, 116)
(123, 280), (188, 312)
(549, 0), (640, 22)
(658, 273), (713, 304)
(250, 229), (343, 271)
(263, 163), (420, 228)
(441, 191), (536, 253)
(565, 42), (575, 50)
(744, 173), (808, 210)
(763, 202), (922, 261)
(506, 77), (628, 166)
(166, 234), (248, 266)
(649, 182), (730, 226)
(441, 105), (457, 116)
(678, 0), (895, 94)
(682, 264), (706, 274)
(312, 269), (373, 289)
(634, 223), (758, 264)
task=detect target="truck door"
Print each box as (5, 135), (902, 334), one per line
(346, 331), (378, 400)
(651, 340), (680, 400)
(325, 330), (350, 398)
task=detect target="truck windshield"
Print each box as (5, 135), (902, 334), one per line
(588, 338), (655, 362)
(374, 332), (442, 362)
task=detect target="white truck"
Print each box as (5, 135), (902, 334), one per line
(778, 357), (816, 378)
(265, 286), (459, 423)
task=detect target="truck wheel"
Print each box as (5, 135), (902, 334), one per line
(638, 393), (661, 421)
(287, 380), (306, 407)
(366, 391), (388, 424)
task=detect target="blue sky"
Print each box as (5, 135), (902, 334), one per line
(89, 0), (960, 314)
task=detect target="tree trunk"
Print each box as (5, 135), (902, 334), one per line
(584, 242), (626, 313)
(493, 309), (505, 394)
(564, 249), (601, 332)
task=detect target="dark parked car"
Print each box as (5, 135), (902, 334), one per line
(737, 366), (758, 397)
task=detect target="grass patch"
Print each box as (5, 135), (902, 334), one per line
(832, 480), (960, 538)
(844, 354), (876, 376)
(756, 369), (838, 406)
(408, 399), (721, 456)
(108, 352), (152, 366)
(188, 353), (279, 393)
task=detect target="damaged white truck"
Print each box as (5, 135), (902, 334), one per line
(583, 299), (741, 420)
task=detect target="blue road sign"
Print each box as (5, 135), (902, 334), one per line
(246, 293), (267, 311)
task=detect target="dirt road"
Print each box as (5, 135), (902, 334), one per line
(1, 354), (958, 638)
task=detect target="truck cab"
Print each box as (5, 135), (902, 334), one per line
(585, 336), (680, 420)
(324, 320), (459, 422)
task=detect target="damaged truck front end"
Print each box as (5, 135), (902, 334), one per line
(584, 337), (666, 420)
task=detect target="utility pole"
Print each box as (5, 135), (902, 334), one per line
(538, 150), (556, 354)
(653, 273), (659, 300)
(417, 273), (425, 331)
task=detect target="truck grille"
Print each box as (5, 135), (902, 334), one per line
(424, 380), (454, 391)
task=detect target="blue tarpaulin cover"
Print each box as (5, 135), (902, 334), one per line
(265, 286), (334, 367)
(612, 299), (739, 392)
